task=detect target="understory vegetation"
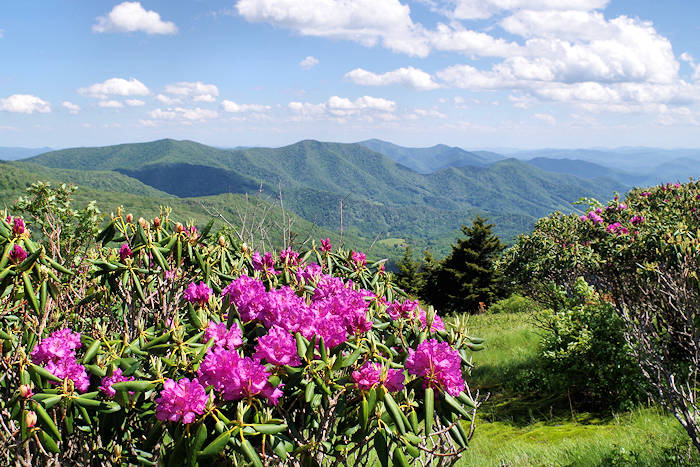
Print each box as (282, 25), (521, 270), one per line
(0, 176), (699, 465)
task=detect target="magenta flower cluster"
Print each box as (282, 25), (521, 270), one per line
(155, 378), (208, 424)
(223, 273), (373, 348)
(606, 222), (629, 235)
(9, 244), (27, 264)
(352, 362), (405, 392)
(254, 325), (301, 367)
(11, 217), (25, 236)
(197, 349), (282, 405)
(630, 215), (645, 225)
(252, 251), (278, 275)
(119, 243), (133, 261)
(386, 299), (445, 332)
(319, 237), (332, 252)
(351, 250), (367, 268)
(280, 248), (300, 266)
(406, 339), (465, 396)
(31, 328), (90, 392)
(184, 281), (213, 307)
(99, 368), (134, 397)
(203, 321), (243, 350)
(580, 209), (603, 224)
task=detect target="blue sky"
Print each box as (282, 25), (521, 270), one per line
(1, 0), (699, 149)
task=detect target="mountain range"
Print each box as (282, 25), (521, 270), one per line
(4, 138), (632, 258)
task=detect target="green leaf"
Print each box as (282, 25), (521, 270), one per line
(373, 431), (389, 467)
(252, 423), (288, 435)
(33, 400), (61, 441)
(382, 392), (406, 435)
(199, 430), (230, 457)
(424, 387), (434, 436)
(240, 438), (263, 467)
(37, 430), (60, 453)
(82, 339), (101, 364)
(392, 445), (410, 467)
(111, 380), (155, 392)
(29, 363), (62, 383)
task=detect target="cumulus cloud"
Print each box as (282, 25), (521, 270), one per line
(0, 94), (51, 114)
(288, 95), (397, 120)
(452, 0), (609, 20)
(79, 78), (150, 99)
(300, 56), (319, 69)
(163, 81), (219, 102)
(345, 67), (440, 90)
(221, 100), (271, 112)
(125, 99), (146, 106)
(62, 101), (80, 114)
(156, 94), (181, 105)
(98, 100), (124, 108)
(148, 107), (218, 121)
(236, 0), (431, 57)
(93, 2), (177, 35)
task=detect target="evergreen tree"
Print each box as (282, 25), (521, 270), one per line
(395, 245), (421, 295)
(424, 216), (506, 313)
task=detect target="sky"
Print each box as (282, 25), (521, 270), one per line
(1, 0), (699, 149)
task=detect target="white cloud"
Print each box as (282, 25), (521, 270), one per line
(345, 67), (440, 90)
(533, 112), (556, 124)
(98, 100), (124, 108)
(680, 53), (700, 81)
(156, 94), (181, 104)
(407, 108), (447, 119)
(149, 107), (219, 121)
(79, 78), (149, 99)
(221, 100), (271, 112)
(427, 23), (518, 57)
(62, 101), (81, 114)
(93, 2), (177, 35)
(452, 0), (609, 20)
(163, 81), (219, 103)
(0, 94), (51, 114)
(236, 0), (431, 57)
(288, 95), (397, 120)
(300, 56), (319, 70)
(125, 99), (146, 106)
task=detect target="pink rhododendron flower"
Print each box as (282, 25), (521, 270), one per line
(12, 217), (25, 236)
(406, 339), (465, 396)
(31, 328), (90, 392)
(198, 349), (281, 404)
(155, 378), (208, 424)
(184, 281), (212, 307)
(280, 248), (299, 266)
(252, 251), (278, 275)
(99, 368), (134, 397)
(641, 192), (651, 197)
(319, 238), (332, 252)
(352, 362), (405, 393)
(387, 300), (445, 332)
(222, 275), (268, 322)
(296, 262), (323, 284)
(254, 325), (301, 367)
(119, 243), (132, 261)
(9, 244), (27, 264)
(203, 321), (243, 350)
(351, 251), (367, 268)
(630, 215), (645, 225)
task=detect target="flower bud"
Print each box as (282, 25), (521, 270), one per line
(25, 411), (37, 428)
(218, 235), (226, 247)
(175, 222), (184, 233)
(153, 217), (161, 228)
(19, 384), (33, 398)
(138, 217), (147, 229)
(126, 213), (134, 223)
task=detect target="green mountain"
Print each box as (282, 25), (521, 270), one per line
(359, 138), (502, 173)
(26, 139), (625, 254)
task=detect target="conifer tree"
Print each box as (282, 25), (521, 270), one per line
(424, 216), (506, 313)
(395, 245), (422, 295)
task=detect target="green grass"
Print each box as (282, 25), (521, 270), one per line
(456, 311), (698, 466)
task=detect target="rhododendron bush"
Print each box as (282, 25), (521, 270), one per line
(0, 203), (483, 465)
(501, 181), (700, 451)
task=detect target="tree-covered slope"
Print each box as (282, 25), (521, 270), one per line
(26, 139), (626, 252)
(359, 138), (502, 173)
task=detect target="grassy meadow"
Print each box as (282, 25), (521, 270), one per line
(457, 311), (698, 466)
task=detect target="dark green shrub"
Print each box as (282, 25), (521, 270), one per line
(487, 294), (541, 315)
(537, 278), (642, 408)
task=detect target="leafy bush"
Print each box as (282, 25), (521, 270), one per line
(501, 181), (700, 450)
(0, 184), (483, 466)
(487, 294), (541, 315)
(537, 278), (642, 408)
